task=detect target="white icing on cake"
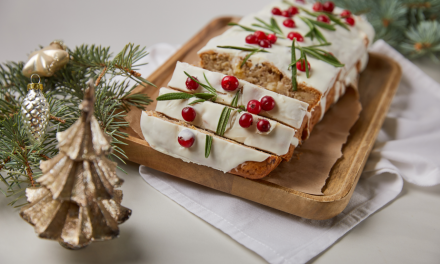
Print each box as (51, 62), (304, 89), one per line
(197, 0), (374, 96)
(178, 129), (195, 141)
(140, 112), (270, 173)
(345, 67), (359, 90)
(156, 87), (297, 156)
(168, 62), (308, 129)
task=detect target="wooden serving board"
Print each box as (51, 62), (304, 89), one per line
(120, 16), (402, 220)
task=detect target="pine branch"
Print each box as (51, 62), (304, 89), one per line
(0, 42), (154, 205)
(321, 0), (440, 62)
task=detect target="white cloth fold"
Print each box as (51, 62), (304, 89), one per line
(138, 40), (440, 264)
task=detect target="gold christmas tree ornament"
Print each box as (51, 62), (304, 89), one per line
(22, 40), (70, 78)
(20, 74), (50, 146)
(20, 81), (132, 250)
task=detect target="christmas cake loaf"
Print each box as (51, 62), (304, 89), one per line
(197, 0), (374, 137)
(140, 111), (282, 179)
(168, 62), (309, 131)
(155, 87), (299, 161)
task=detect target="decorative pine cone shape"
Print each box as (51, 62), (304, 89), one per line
(21, 89), (50, 145)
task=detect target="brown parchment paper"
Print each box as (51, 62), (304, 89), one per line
(124, 87), (361, 196)
(263, 88), (361, 195)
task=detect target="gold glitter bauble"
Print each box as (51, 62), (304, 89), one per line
(22, 40), (69, 78)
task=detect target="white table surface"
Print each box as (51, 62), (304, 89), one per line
(1, 1), (439, 263)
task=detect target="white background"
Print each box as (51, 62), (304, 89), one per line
(1, 1), (440, 263)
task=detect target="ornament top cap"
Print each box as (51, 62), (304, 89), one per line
(27, 74), (43, 90)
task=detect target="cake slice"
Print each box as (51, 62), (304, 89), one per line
(168, 62), (309, 131)
(140, 111), (282, 179)
(156, 87), (299, 160)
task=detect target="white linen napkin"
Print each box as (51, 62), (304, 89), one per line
(137, 40), (440, 264)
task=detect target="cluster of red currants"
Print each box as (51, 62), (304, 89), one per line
(183, 74), (275, 133)
(245, 31), (277, 48)
(271, 6), (299, 30)
(312, 1), (355, 26)
(241, 96), (275, 132)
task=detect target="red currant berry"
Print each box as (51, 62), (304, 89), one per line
(260, 96), (275, 111)
(287, 6), (299, 16)
(257, 119), (271, 133)
(239, 113), (253, 128)
(296, 59), (310, 72)
(259, 39), (272, 48)
(181, 106), (196, 122)
(317, 14), (330, 24)
(271, 7), (282, 16)
(312, 2), (323, 11)
(185, 76), (199, 90)
(346, 16), (355, 26)
(323, 1), (335, 12)
(283, 18), (295, 28)
(254, 31), (267, 40)
(281, 10), (291, 17)
(221, 76), (239, 91)
(287, 32), (304, 42)
(247, 100), (262, 115)
(267, 33), (277, 44)
(245, 34), (258, 44)
(340, 9), (351, 18)
(178, 129), (195, 148)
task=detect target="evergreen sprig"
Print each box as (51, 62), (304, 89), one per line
(317, 0), (440, 61)
(0, 43), (154, 205)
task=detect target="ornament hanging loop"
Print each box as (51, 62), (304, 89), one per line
(28, 74), (43, 91)
(30, 74), (41, 84)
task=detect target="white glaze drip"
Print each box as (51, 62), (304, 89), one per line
(178, 129), (194, 141)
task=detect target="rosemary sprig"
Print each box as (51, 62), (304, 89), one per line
(216, 107), (233, 137)
(202, 73), (218, 95)
(300, 17), (330, 44)
(228, 22), (257, 33)
(184, 71), (218, 99)
(301, 46), (344, 67)
(252, 17), (285, 38)
(302, 49), (310, 78)
(188, 99), (205, 105)
(308, 18), (336, 31)
(240, 47), (265, 68)
(217, 45), (270, 53)
(194, 93), (217, 100)
(231, 90), (240, 107)
(156, 92), (195, 101)
(290, 40), (297, 91)
(205, 96), (238, 158)
(288, 42), (343, 86)
(156, 92), (215, 101)
(217, 45), (269, 68)
(205, 135), (213, 158)
(326, 13), (350, 31)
